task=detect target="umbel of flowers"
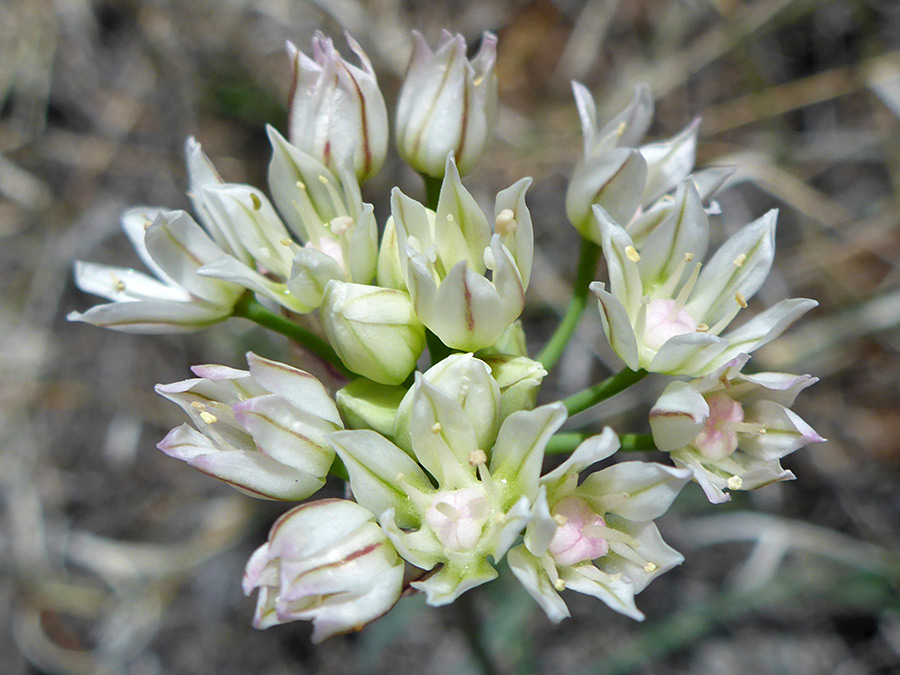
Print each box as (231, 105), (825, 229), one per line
(69, 29), (824, 643)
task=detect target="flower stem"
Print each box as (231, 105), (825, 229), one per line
(422, 173), (443, 210)
(561, 368), (648, 416)
(231, 294), (351, 377)
(546, 431), (656, 455)
(536, 238), (601, 370)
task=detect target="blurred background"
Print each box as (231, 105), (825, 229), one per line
(2, 0), (900, 673)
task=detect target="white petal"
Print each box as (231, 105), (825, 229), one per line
(434, 155), (491, 273)
(595, 206), (643, 315)
(640, 118), (700, 206)
(566, 149), (648, 238)
(67, 299), (228, 334)
(523, 486), (556, 556)
(560, 563), (644, 621)
(494, 177), (534, 287)
(329, 429), (432, 527)
(649, 380), (709, 452)
(649, 331), (728, 375)
(590, 283), (640, 370)
(600, 519), (684, 593)
(541, 426), (620, 485)
(73, 261), (188, 302)
(410, 558), (498, 607)
(288, 246), (346, 310)
(246, 352), (342, 426)
(507, 545), (570, 623)
(490, 403), (567, 505)
(577, 461), (691, 521)
(198, 256), (311, 313)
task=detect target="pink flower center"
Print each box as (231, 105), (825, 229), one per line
(306, 234), (347, 273)
(425, 487), (490, 552)
(691, 392), (744, 460)
(643, 298), (697, 351)
(547, 496), (609, 567)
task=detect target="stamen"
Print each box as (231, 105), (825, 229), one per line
(431, 422), (442, 434)
(495, 208), (517, 235)
(673, 261), (702, 309)
(643, 562), (658, 573)
(199, 411), (218, 424)
(615, 121), (627, 138)
(553, 579), (566, 591)
(722, 421), (767, 434)
(143, 219), (153, 231)
(190, 401), (205, 410)
(553, 514), (568, 526)
(625, 245), (641, 262)
(708, 300), (743, 335)
(735, 291), (748, 309)
(296, 181), (307, 191)
(468, 449), (487, 466)
(329, 216), (353, 236)
(280, 238), (293, 247)
(727, 475), (744, 490)
(473, 75), (484, 87)
(317, 174), (347, 216)
(696, 323), (709, 332)
(250, 193), (262, 210)
(584, 524), (637, 546)
(733, 253), (746, 268)
(656, 252), (694, 299)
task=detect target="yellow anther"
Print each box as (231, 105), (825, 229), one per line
(446, 213), (454, 222)
(615, 121), (627, 138)
(318, 175), (330, 185)
(473, 75), (484, 87)
(296, 181), (307, 191)
(113, 278), (126, 293)
(696, 323), (709, 332)
(553, 514), (568, 526)
(684, 252), (694, 262)
(727, 475), (743, 490)
(553, 579), (566, 591)
(143, 219), (153, 231)
(643, 562), (658, 573)
(199, 411), (218, 425)
(257, 247), (271, 259)
(431, 422), (442, 434)
(280, 238), (293, 246)
(395, 472), (405, 483)
(735, 291), (748, 309)
(734, 253), (747, 268)
(190, 401), (205, 410)
(468, 449), (487, 466)
(250, 193), (262, 210)
(625, 246), (641, 262)
(495, 208), (517, 235)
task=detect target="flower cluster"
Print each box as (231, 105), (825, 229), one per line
(71, 29), (824, 642)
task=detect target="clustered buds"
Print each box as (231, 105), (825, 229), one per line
(70, 28), (824, 644)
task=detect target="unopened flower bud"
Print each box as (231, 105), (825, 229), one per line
(287, 32), (388, 182)
(395, 31), (498, 177)
(320, 280), (425, 385)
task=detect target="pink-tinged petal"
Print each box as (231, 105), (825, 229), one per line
(741, 400), (825, 460)
(242, 543), (277, 595)
(234, 394), (335, 477)
(267, 499), (376, 560)
(640, 118), (700, 206)
(638, 180), (709, 288)
(577, 462), (691, 522)
(735, 372), (818, 408)
(560, 563), (644, 621)
(566, 150), (648, 240)
(650, 380), (709, 452)
(431, 261), (508, 351)
(541, 427), (620, 486)
(687, 210), (777, 326)
(507, 545), (570, 623)
(73, 261), (189, 303)
(649, 331), (729, 375)
(250, 585), (281, 629)
(158, 424), (323, 500)
(67, 299), (228, 334)
(490, 403), (568, 505)
(245, 352), (342, 426)
(591, 283), (640, 370)
(329, 430), (432, 527)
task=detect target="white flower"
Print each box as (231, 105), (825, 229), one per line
(395, 31), (498, 177)
(69, 206), (244, 333)
(156, 352), (342, 500)
(565, 82), (729, 245)
(329, 367), (568, 606)
(590, 184), (817, 376)
(286, 32), (388, 182)
(508, 428), (690, 622)
(649, 354), (825, 503)
(390, 155), (533, 351)
(243, 499), (404, 641)
(319, 280), (425, 385)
